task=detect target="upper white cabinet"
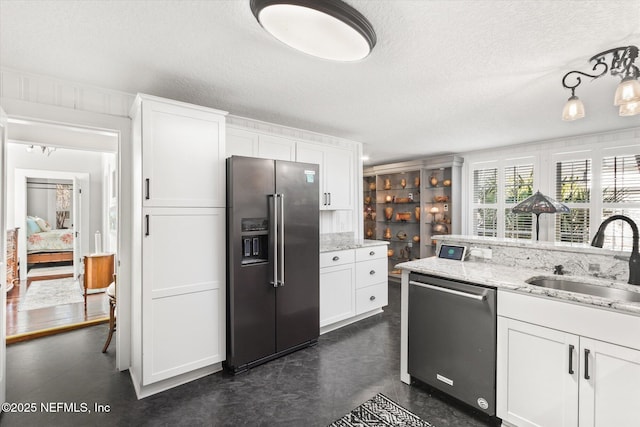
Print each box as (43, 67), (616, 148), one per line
(258, 134), (296, 161)
(226, 127), (259, 158)
(141, 97), (226, 208)
(297, 142), (354, 210)
(226, 127), (296, 161)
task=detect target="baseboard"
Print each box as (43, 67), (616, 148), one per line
(131, 363), (223, 399)
(320, 308), (384, 335)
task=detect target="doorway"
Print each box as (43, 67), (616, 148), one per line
(6, 143), (117, 340)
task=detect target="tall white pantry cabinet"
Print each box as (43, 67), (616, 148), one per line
(129, 94), (227, 398)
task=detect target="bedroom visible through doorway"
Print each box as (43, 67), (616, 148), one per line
(5, 141), (118, 342)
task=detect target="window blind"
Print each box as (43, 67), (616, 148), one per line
(472, 168), (497, 237)
(601, 155), (640, 251)
(555, 159), (591, 243)
(504, 164), (534, 239)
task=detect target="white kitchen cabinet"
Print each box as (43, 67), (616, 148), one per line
(257, 134), (296, 161)
(320, 245), (388, 331)
(226, 127), (259, 158)
(141, 207), (225, 384)
(140, 96), (226, 208)
(130, 94), (227, 396)
(319, 260), (355, 327)
(578, 338), (640, 427)
(497, 317), (579, 427)
(497, 291), (640, 427)
(297, 142), (354, 210)
(225, 127), (296, 161)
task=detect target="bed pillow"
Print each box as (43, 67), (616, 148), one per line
(34, 217), (51, 232)
(26, 216), (42, 236)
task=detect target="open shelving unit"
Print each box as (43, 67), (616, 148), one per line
(364, 156), (463, 281)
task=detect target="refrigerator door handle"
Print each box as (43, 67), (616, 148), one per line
(270, 194), (279, 287)
(279, 193), (285, 287)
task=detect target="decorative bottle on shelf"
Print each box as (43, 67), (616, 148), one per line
(384, 178), (392, 190)
(414, 176), (420, 188)
(383, 227), (392, 239)
(384, 207), (394, 220)
(415, 206), (421, 221)
(400, 178), (406, 189)
(430, 174), (439, 187)
(369, 181), (376, 191)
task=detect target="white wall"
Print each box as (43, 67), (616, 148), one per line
(7, 144), (106, 238)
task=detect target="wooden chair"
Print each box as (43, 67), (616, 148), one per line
(102, 275), (116, 353)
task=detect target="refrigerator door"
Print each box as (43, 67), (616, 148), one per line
(274, 160), (320, 352)
(226, 156), (276, 368)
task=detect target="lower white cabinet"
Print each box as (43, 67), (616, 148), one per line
(319, 261), (355, 327)
(497, 292), (640, 427)
(141, 208), (226, 385)
(497, 317), (579, 427)
(320, 245), (388, 330)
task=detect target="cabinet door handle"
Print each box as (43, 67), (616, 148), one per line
(369, 295), (376, 301)
(145, 178), (150, 200)
(328, 192), (331, 205)
(369, 251), (375, 256)
(584, 348), (591, 380)
(145, 214), (150, 236)
(332, 256), (340, 261)
(323, 193), (327, 206)
(568, 344), (575, 375)
(369, 270), (376, 275)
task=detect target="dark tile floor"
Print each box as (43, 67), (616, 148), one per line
(3, 283), (499, 427)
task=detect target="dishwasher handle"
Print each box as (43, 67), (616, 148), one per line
(410, 280), (487, 301)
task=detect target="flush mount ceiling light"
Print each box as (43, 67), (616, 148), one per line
(250, 0), (376, 61)
(561, 45), (640, 121)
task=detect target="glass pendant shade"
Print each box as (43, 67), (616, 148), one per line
(250, 0), (376, 62)
(619, 101), (640, 116)
(614, 76), (640, 106)
(562, 95), (585, 121)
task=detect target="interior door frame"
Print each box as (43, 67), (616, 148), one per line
(15, 169), (90, 281)
(1, 106), (8, 404)
(0, 98), (132, 373)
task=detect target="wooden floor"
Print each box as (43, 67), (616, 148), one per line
(6, 273), (109, 341)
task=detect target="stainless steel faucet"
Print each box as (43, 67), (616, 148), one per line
(591, 215), (640, 285)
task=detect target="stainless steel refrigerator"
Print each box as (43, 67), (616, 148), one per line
(225, 156), (320, 373)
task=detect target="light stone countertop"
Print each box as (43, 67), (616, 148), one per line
(320, 233), (389, 253)
(396, 257), (640, 316)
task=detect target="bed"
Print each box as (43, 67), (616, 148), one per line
(26, 223), (74, 265)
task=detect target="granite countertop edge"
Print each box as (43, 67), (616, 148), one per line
(397, 257), (640, 316)
(320, 239), (390, 253)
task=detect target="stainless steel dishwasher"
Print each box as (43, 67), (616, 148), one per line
(408, 272), (497, 416)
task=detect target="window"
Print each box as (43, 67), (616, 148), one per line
(504, 164), (534, 239)
(555, 159), (591, 244)
(601, 155), (640, 251)
(472, 167), (497, 237)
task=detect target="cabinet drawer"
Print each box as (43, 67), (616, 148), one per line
(356, 283), (388, 314)
(355, 245), (387, 262)
(320, 249), (355, 268)
(355, 258), (387, 289)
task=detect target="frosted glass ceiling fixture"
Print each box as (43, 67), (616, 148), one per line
(562, 45), (640, 121)
(250, 0), (376, 62)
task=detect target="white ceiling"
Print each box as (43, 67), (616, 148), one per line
(1, 0), (639, 165)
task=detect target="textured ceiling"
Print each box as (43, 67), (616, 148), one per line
(1, 0), (639, 165)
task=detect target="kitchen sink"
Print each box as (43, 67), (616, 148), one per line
(525, 276), (640, 303)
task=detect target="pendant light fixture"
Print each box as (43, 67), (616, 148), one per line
(250, 0), (376, 62)
(561, 45), (639, 120)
